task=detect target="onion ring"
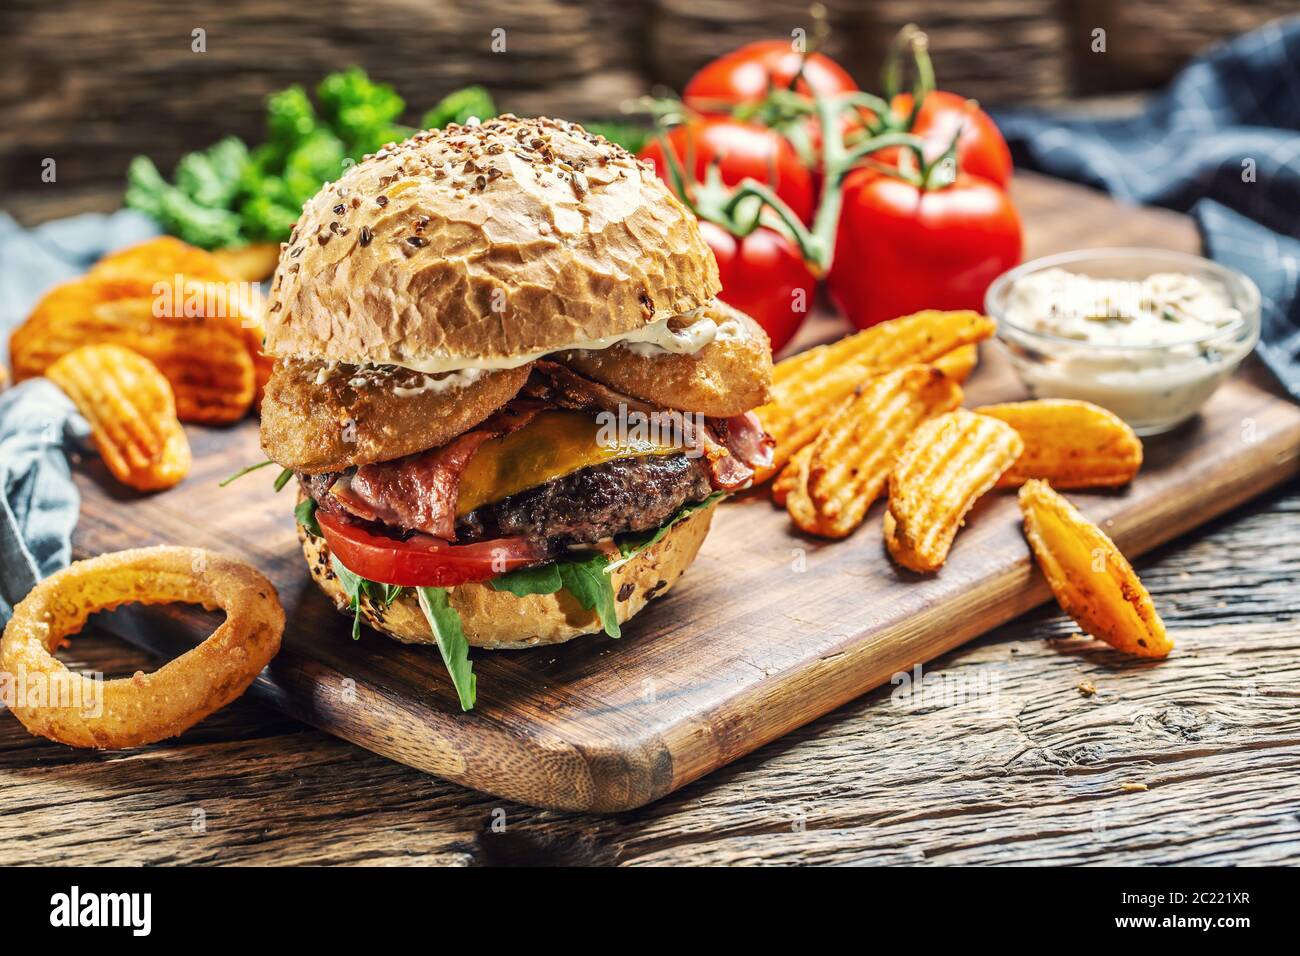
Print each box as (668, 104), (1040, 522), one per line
(0, 547), (284, 748)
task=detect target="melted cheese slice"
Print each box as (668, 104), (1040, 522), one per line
(455, 409), (679, 517)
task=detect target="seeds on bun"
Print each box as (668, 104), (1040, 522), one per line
(264, 114), (720, 371)
(259, 115), (774, 709)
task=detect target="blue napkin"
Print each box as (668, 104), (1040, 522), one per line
(0, 210), (158, 622)
(992, 17), (1300, 402)
(0, 381), (90, 621)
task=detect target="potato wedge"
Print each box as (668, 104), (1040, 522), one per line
(756, 310), (995, 478)
(932, 344), (979, 384)
(46, 344), (190, 492)
(976, 399), (1142, 489)
(884, 410), (1023, 572)
(1019, 479), (1171, 658)
(790, 365), (963, 538)
(771, 442), (813, 508)
(11, 275), (257, 423)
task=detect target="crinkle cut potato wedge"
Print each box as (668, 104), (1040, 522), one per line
(789, 365), (963, 538)
(89, 235), (237, 282)
(1019, 480), (1171, 657)
(10, 275), (257, 423)
(45, 344), (191, 492)
(884, 409), (1023, 572)
(772, 442), (813, 508)
(932, 343), (979, 384)
(784, 442), (827, 535)
(976, 399), (1143, 489)
(90, 237), (273, 407)
(755, 310), (995, 479)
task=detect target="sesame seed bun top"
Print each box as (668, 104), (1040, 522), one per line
(263, 115), (721, 370)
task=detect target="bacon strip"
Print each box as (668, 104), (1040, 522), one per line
(711, 411), (776, 472)
(335, 403), (542, 540)
(327, 365), (775, 537)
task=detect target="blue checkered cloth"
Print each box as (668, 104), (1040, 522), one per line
(993, 17), (1300, 402)
(0, 210), (159, 622)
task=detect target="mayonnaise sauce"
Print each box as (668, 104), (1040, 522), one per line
(307, 304), (730, 382)
(1001, 269), (1253, 434)
(1006, 269), (1242, 346)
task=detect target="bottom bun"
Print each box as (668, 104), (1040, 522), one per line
(300, 502), (717, 650)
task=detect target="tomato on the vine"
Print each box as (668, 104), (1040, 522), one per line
(638, 118), (816, 224)
(699, 220), (815, 353)
(887, 91), (1012, 188)
(683, 40), (858, 115)
(827, 168), (1022, 331)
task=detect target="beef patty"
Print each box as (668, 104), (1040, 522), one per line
(302, 453), (713, 547)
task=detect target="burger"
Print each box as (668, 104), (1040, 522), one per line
(258, 115), (774, 709)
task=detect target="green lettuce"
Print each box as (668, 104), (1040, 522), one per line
(416, 587), (476, 712)
(126, 71), (493, 248)
(294, 497), (321, 537)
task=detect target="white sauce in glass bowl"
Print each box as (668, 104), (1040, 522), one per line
(999, 268), (1255, 435)
(1006, 269), (1242, 346)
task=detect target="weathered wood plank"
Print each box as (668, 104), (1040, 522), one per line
(1, 487), (1295, 865)
(0, 172), (1296, 858)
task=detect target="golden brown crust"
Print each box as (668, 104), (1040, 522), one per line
(0, 546), (283, 748)
(260, 358), (531, 473)
(557, 301), (773, 417)
(264, 115), (720, 369)
(299, 501), (716, 649)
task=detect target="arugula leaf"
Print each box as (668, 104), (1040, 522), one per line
(489, 552), (618, 637)
(329, 552), (405, 641)
(294, 497), (321, 537)
(487, 495), (725, 636)
(367, 581), (404, 608)
(416, 587), (477, 712)
(609, 492), (726, 571)
(422, 86), (496, 130)
(218, 458), (276, 487)
(557, 552), (621, 639)
(273, 468), (294, 492)
(489, 563), (563, 597)
(330, 554), (367, 641)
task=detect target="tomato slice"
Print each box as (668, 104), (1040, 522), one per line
(316, 508), (547, 588)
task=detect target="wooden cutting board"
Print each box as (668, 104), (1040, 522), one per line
(71, 174), (1300, 811)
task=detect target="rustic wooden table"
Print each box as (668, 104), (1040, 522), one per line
(1, 174), (1297, 865)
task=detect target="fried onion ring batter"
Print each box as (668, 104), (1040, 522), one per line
(558, 301), (772, 418)
(260, 359), (532, 473)
(0, 547), (284, 748)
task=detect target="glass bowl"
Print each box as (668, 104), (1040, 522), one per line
(986, 248), (1261, 436)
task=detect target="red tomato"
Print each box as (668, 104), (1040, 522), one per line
(700, 220), (815, 353)
(316, 509), (546, 588)
(684, 40), (858, 114)
(639, 118), (816, 224)
(877, 91), (1013, 189)
(827, 169), (1022, 331)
